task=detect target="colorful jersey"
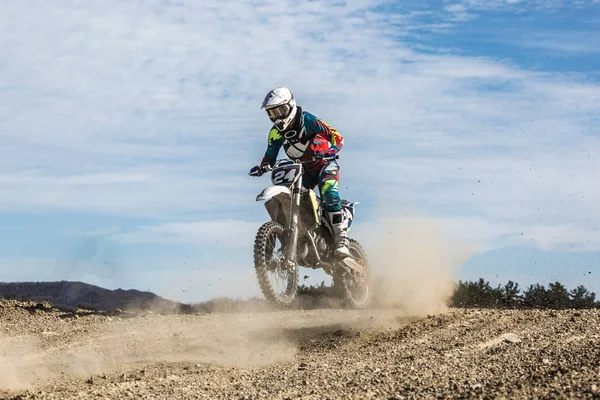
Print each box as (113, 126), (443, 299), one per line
(260, 108), (344, 173)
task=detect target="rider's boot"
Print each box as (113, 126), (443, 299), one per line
(327, 210), (351, 258)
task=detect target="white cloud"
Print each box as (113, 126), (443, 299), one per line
(458, 0), (585, 10)
(445, 4), (469, 12)
(112, 219), (260, 247)
(521, 225), (600, 252)
(0, 173), (151, 185)
(443, 3), (476, 21)
(60, 227), (120, 237)
(0, 0), (598, 261)
(520, 33), (600, 54)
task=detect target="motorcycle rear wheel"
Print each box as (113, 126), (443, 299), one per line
(333, 238), (372, 309)
(253, 221), (298, 308)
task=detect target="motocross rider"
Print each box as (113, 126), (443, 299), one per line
(249, 87), (351, 258)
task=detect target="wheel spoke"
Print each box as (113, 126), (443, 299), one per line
(254, 221), (298, 307)
(334, 239), (371, 308)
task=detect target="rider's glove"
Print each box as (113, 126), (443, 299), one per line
(249, 164), (272, 177)
(249, 165), (264, 177)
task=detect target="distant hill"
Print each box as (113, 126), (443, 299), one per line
(0, 281), (185, 313)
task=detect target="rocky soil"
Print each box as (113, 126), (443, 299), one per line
(1, 298), (599, 399)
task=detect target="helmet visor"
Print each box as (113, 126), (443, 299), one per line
(266, 104), (291, 121)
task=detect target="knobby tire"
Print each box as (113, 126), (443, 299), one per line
(253, 221), (298, 308)
(333, 238), (372, 309)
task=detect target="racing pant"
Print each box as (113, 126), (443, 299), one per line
(302, 161), (342, 212)
(302, 161), (349, 254)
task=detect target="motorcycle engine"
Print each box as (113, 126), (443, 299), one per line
(315, 236), (328, 253)
(297, 240), (309, 261)
(298, 232), (327, 267)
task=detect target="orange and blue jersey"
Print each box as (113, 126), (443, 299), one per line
(260, 108), (344, 174)
(259, 108), (345, 211)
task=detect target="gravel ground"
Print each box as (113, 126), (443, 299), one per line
(1, 299), (599, 399)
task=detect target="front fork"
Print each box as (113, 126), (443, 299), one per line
(283, 164), (303, 267)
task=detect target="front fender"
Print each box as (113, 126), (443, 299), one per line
(256, 186), (291, 201)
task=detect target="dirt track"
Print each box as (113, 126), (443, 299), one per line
(1, 299), (599, 400)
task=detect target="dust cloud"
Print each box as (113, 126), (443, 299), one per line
(0, 311), (297, 391)
(360, 209), (477, 317)
(0, 330), (117, 391)
(0, 333), (53, 391)
(89, 312), (297, 368)
(0, 335), (24, 390)
(0, 209), (478, 392)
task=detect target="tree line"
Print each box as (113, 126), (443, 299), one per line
(297, 278), (599, 310)
(450, 278), (598, 309)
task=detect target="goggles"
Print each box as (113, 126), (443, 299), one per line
(266, 104), (292, 120)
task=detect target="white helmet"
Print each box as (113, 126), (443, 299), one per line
(261, 87), (298, 131)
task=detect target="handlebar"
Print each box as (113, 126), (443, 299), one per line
(263, 154), (339, 173)
(311, 154), (339, 162)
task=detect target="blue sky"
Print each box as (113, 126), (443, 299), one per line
(1, 0), (599, 302)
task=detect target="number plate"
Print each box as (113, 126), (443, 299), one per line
(271, 165), (300, 186)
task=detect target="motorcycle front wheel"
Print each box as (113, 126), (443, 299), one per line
(253, 221), (298, 308)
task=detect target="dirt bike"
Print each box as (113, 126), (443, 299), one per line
(252, 154), (372, 309)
